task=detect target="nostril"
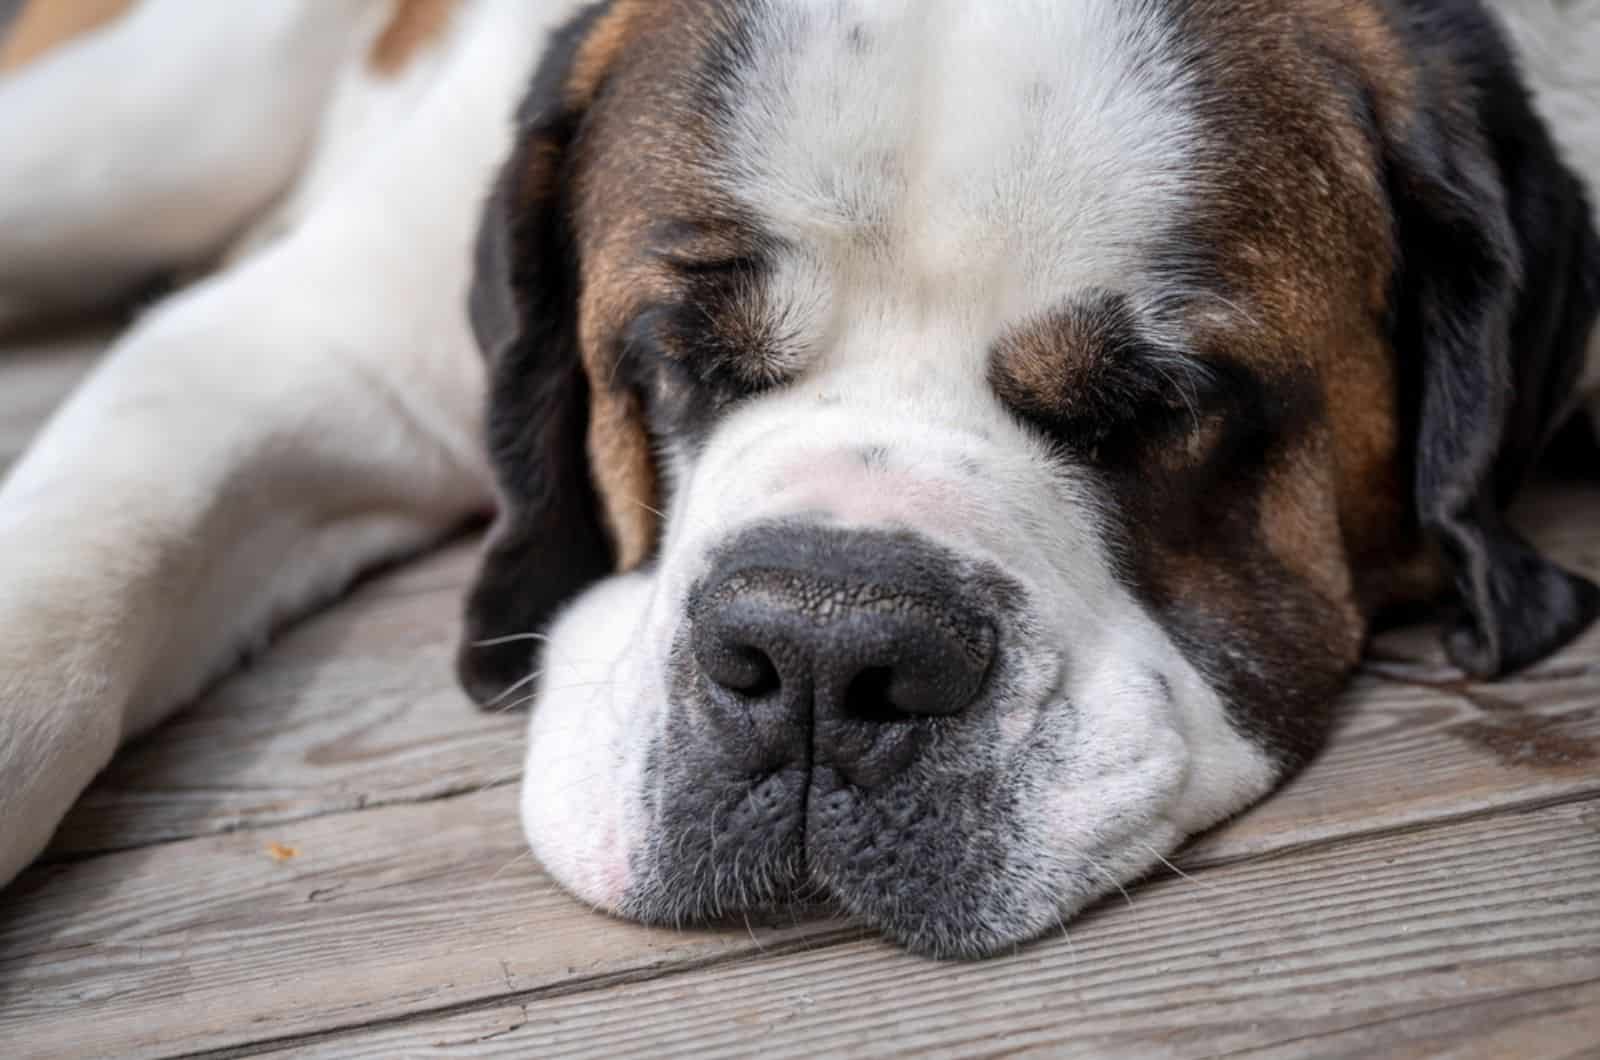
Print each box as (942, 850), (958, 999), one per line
(701, 641), (781, 697)
(843, 666), (901, 724)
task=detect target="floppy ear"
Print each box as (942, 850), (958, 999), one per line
(457, 1), (660, 705)
(1385, 13), (1600, 678)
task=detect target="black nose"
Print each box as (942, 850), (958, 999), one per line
(690, 530), (996, 723)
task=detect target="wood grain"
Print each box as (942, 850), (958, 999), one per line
(1183, 664), (1600, 867)
(44, 539), (507, 857)
(1, 787), (850, 1060)
(0, 329), (105, 473)
(245, 801), (1600, 1059)
(1227, 978), (1600, 1060)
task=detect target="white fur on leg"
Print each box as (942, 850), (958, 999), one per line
(0, 255), (483, 884)
(0, 0), (580, 886)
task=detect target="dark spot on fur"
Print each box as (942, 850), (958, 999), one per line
(858, 445), (889, 470)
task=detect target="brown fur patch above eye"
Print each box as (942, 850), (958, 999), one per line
(368, 0), (462, 76)
(991, 314), (1085, 408)
(687, 267), (818, 390)
(0, 0), (132, 72)
(990, 297), (1143, 415)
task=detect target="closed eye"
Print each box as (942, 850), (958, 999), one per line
(623, 300), (791, 405)
(661, 254), (765, 279)
(645, 216), (774, 282)
(987, 293), (1239, 463)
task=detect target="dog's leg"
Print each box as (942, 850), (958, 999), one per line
(0, 0), (381, 324)
(0, 247), (493, 882)
(0, 0), (570, 885)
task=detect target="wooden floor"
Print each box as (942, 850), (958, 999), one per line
(1, 331), (1597, 1059)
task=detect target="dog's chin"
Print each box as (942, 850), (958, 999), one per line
(566, 749), (1180, 959)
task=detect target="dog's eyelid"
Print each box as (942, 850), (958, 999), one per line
(662, 253), (764, 278)
(645, 217), (773, 278)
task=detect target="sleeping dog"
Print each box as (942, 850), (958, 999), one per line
(1, 0), (1597, 958)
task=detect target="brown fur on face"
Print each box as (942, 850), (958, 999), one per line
(562, 0), (1446, 623)
(507, 0), (678, 572)
(1173, 0), (1423, 603)
(559, 2), (789, 559)
(458, 0), (760, 701)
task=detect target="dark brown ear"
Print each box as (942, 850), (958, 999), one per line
(1384, 5), (1600, 678)
(457, 1), (659, 705)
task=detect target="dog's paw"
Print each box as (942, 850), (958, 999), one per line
(0, 588), (126, 889)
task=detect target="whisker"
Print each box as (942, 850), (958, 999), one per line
(1139, 842), (1214, 892)
(488, 677), (618, 716)
(1149, 357), (1203, 437)
(1055, 913), (1079, 969)
(469, 762), (527, 795)
(630, 497), (668, 521)
(742, 910), (767, 953)
(472, 632), (553, 648)
(488, 851), (534, 883)
(481, 667), (542, 708)
(1083, 854), (1135, 910)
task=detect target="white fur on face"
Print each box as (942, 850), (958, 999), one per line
(523, 0), (1277, 953)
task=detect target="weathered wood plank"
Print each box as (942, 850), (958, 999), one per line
(266, 801), (1600, 1060)
(0, 329), (106, 472)
(1182, 664), (1600, 867)
(0, 787), (850, 1060)
(14, 584), (1593, 1057)
(44, 539), (504, 857)
(1227, 978), (1600, 1060)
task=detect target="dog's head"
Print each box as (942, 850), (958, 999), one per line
(458, 0), (1599, 957)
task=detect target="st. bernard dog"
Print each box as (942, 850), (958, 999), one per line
(1, 0), (1597, 957)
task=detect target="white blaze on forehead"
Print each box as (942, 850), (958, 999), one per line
(710, 0), (1203, 330)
